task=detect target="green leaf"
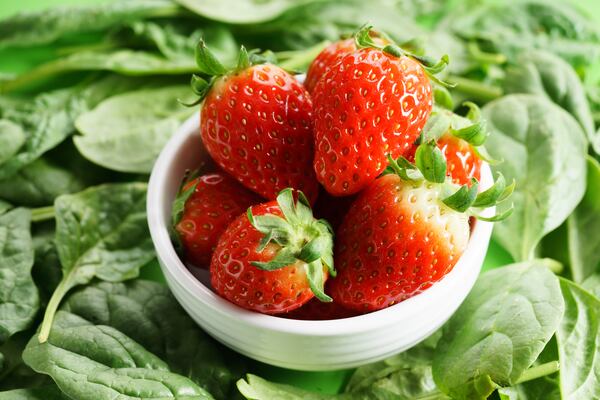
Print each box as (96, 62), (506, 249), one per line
(566, 156), (600, 283)
(174, 0), (319, 24)
(74, 85), (195, 173)
(238, 374), (343, 400)
(23, 311), (213, 400)
(0, 0), (179, 49)
(482, 94), (587, 261)
(195, 40), (228, 75)
(0, 209), (39, 344)
(0, 75), (149, 180)
(1, 51), (196, 93)
(442, 180), (478, 213)
(304, 260), (331, 302)
(433, 261), (565, 400)
(415, 141), (447, 183)
(62, 280), (245, 399)
(38, 183), (154, 343)
(556, 279), (600, 399)
(0, 158), (85, 207)
(504, 50), (598, 153)
(0, 120), (25, 165)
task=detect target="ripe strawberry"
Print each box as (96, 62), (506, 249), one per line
(406, 105), (487, 186)
(190, 43), (319, 203)
(312, 27), (441, 196)
(210, 189), (335, 314)
(173, 172), (260, 268)
(305, 39), (356, 93)
(329, 142), (513, 312)
(406, 134), (481, 186)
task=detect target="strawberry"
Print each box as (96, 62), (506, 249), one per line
(172, 172), (261, 268)
(189, 43), (319, 203)
(406, 105), (489, 186)
(210, 189), (335, 314)
(305, 39), (356, 93)
(329, 141), (513, 312)
(312, 26), (445, 196)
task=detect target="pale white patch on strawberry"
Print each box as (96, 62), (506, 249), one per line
(396, 180), (469, 259)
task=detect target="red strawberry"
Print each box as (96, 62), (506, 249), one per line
(173, 172), (261, 268)
(210, 189), (335, 314)
(305, 39), (356, 93)
(190, 43), (319, 203)
(406, 106), (486, 186)
(406, 133), (482, 186)
(329, 142), (512, 312)
(312, 27), (438, 196)
(283, 297), (358, 320)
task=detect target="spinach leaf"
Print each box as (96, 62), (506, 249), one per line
(38, 183), (155, 343)
(0, 208), (39, 343)
(0, 120), (25, 164)
(238, 374), (343, 400)
(0, 75), (147, 180)
(62, 280), (245, 400)
(121, 21), (237, 65)
(1, 50), (197, 93)
(583, 275), (600, 299)
(0, 386), (67, 400)
(566, 156), (600, 283)
(23, 311), (214, 400)
(482, 94), (587, 261)
(496, 337), (562, 400)
(449, 0), (600, 73)
(0, 158), (84, 207)
(0, 330), (51, 391)
(556, 279), (600, 399)
(238, 0), (423, 51)
(74, 85), (195, 173)
(0, 0), (180, 49)
(504, 50), (597, 151)
(0, 201), (10, 216)
(432, 261), (565, 400)
(174, 0), (318, 24)
(345, 332), (447, 399)
(31, 222), (62, 303)
(0, 88), (88, 180)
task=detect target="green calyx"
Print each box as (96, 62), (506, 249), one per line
(384, 140), (514, 221)
(247, 189), (335, 302)
(183, 40), (274, 107)
(354, 24), (450, 87)
(170, 169), (200, 253)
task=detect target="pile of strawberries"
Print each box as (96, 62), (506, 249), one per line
(173, 26), (512, 319)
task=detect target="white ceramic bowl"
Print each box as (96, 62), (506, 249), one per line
(147, 113), (495, 371)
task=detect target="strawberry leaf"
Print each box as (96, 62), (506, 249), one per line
(415, 141), (447, 184)
(443, 179), (479, 212)
(195, 38), (227, 75)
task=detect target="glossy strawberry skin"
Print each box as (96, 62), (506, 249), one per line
(211, 202), (326, 314)
(329, 174), (469, 312)
(406, 134), (482, 186)
(201, 64), (319, 203)
(176, 173), (261, 268)
(305, 39), (356, 93)
(313, 48), (433, 196)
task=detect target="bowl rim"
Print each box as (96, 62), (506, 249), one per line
(147, 113), (494, 336)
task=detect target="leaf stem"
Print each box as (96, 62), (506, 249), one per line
(515, 361), (560, 384)
(38, 272), (76, 343)
(31, 206), (55, 223)
(446, 75), (503, 103)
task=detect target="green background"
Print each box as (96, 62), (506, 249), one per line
(0, 0), (597, 395)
